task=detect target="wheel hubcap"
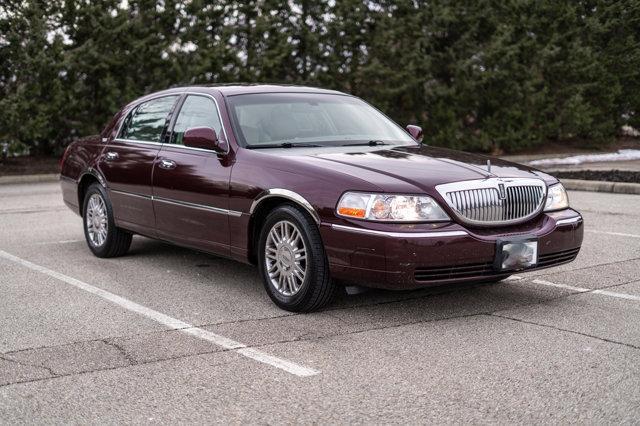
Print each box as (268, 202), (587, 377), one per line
(86, 194), (108, 247)
(265, 220), (307, 296)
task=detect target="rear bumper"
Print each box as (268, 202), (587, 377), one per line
(321, 209), (583, 290)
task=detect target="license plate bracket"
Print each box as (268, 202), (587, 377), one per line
(494, 237), (538, 271)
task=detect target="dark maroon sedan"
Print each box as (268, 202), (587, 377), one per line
(60, 85), (583, 311)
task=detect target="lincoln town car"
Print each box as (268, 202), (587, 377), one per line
(60, 85), (583, 311)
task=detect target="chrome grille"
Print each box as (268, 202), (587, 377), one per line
(436, 178), (547, 226)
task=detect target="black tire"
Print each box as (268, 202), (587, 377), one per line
(257, 204), (336, 312)
(82, 183), (132, 258)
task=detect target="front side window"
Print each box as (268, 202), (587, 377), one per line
(226, 93), (415, 148)
(171, 95), (223, 145)
(120, 95), (178, 143)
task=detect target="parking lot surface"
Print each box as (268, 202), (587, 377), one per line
(1, 182), (639, 423)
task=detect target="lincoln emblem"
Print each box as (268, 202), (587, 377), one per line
(498, 183), (507, 199)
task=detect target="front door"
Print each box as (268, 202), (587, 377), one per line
(152, 94), (233, 255)
(100, 95), (180, 236)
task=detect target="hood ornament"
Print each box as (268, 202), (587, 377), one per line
(487, 159), (492, 174)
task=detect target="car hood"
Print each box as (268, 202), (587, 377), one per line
(290, 144), (555, 193)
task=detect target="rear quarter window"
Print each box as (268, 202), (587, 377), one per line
(119, 96), (179, 143)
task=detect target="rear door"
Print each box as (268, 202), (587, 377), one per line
(152, 94), (233, 255)
(100, 95), (180, 236)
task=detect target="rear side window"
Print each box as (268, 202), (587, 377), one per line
(170, 95), (223, 145)
(120, 95), (179, 143)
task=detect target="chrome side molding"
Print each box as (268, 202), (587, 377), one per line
(110, 189), (243, 217)
(250, 189), (320, 224)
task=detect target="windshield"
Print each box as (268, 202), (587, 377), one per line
(226, 93), (416, 148)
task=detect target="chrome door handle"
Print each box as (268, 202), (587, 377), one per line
(105, 151), (119, 161)
(158, 159), (177, 170)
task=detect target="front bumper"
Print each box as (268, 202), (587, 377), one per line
(321, 209), (583, 290)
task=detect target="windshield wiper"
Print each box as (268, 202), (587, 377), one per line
(341, 140), (389, 147)
(246, 142), (323, 149)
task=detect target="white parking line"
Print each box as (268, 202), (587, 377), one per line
(592, 289), (640, 302)
(0, 250), (319, 377)
(34, 239), (83, 245)
(507, 275), (640, 302)
(586, 230), (640, 239)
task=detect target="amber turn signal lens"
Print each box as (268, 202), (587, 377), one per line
(337, 207), (366, 218)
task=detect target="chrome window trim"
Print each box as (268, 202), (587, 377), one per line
(555, 216), (582, 226)
(114, 94), (181, 143)
(160, 144), (222, 154)
(435, 177), (548, 227)
(113, 138), (163, 146)
(110, 190), (242, 217)
(249, 189), (320, 224)
(330, 224), (468, 238)
(113, 92), (232, 155)
(177, 92), (231, 155)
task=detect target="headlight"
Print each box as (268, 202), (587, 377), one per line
(544, 183), (570, 212)
(336, 192), (450, 222)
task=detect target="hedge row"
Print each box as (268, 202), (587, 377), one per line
(1, 0), (639, 155)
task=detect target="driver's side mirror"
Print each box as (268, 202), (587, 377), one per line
(406, 125), (423, 143)
(183, 127), (228, 153)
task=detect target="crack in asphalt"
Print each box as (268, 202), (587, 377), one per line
(2, 275), (639, 390)
(510, 276), (640, 296)
(585, 278), (640, 292)
(522, 256), (640, 277)
(203, 277), (640, 355)
(0, 348), (238, 389)
(2, 246), (639, 391)
(2, 275), (638, 365)
(0, 354), (57, 377)
(202, 312), (491, 355)
(101, 339), (139, 366)
(489, 313), (640, 351)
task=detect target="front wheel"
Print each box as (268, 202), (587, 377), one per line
(258, 204), (336, 312)
(82, 183), (132, 258)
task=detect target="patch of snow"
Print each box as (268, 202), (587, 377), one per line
(621, 125), (640, 137)
(528, 149), (640, 166)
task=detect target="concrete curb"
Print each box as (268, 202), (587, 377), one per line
(0, 174), (59, 185)
(561, 178), (640, 195)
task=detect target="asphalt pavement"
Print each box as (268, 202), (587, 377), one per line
(1, 182), (639, 424)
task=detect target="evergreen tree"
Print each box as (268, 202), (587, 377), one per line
(0, 1), (67, 155)
(0, 0), (638, 155)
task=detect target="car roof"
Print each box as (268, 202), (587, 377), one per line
(180, 84), (346, 97)
(124, 84), (348, 110)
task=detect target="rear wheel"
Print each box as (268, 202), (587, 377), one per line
(82, 183), (132, 258)
(258, 204), (336, 312)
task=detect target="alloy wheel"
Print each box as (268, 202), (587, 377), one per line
(264, 220), (307, 296)
(86, 193), (108, 247)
